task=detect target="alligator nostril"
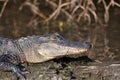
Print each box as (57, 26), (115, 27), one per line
(89, 43), (92, 48)
(84, 42), (92, 48)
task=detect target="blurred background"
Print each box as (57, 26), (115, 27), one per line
(0, 0), (120, 80)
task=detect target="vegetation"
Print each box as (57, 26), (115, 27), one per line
(0, 0), (120, 25)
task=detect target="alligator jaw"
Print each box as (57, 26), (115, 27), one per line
(37, 41), (91, 60)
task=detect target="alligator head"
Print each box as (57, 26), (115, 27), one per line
(35, 33), (91, 62)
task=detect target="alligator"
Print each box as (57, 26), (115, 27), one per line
(0, 33), (91, 80)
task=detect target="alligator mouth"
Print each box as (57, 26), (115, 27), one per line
(71, 48), (88, 53)
(65, 47), (88, 56)
(37, 41), (91, 58)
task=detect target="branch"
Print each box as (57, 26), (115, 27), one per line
(0, 0), (9, 17)
(19, 1), (47, 19)
(46, 0), (73, 21)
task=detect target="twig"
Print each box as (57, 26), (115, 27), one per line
(0, 0), (9, 17)
(98, 0), (120, 23)
(19, 1), (47, 19)
(46, 0), (73, 21)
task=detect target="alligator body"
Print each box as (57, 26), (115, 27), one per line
(0, 33), (91, 80)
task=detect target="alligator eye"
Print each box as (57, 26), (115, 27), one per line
(50, 35), (57, 40)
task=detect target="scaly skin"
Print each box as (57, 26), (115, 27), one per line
(0, 33), (91, 80)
